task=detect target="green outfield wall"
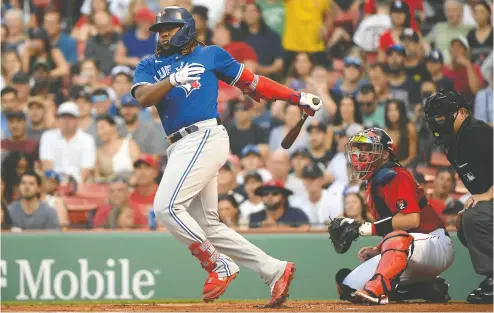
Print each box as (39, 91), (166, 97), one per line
(0, 232), (482, 302)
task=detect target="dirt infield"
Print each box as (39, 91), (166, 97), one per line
(2, 301), (492, 312)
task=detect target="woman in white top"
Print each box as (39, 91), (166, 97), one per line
(95, 115), (139, 182)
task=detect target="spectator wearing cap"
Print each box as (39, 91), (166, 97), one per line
(377, 0), (411, 63)
(425, 49), (455, 90)
(69, 85), (93, 132)
(84, 11), (120, 76)
(292, 163), (344, 228)
(43, 11), (78, 64)
(306, 121), (334, 170)
(225, 96), (267, 157)
(115, 7), (157, 68)
(21, 27), (69, 78)
(130, 154), (159, 213)
(111, 65), (134, 107)
(357, 84), (385, 128)
(269, 103), (309, 155)
(443, 36), (484, 101)
(218, 193), (241, 228)
(40, 170), (69, 229)
(26, 97), (47, 141)
(249, 179), (309, 229)
(94, 115), (140, 182)
(425, 0), (474, 64)
(93, 176), (146, 229)
(238, 171), (265, 226)
(467, 1), (493, 65)
(290, 148), (312, 181)
(120, 93), (168, 156)
(240, 3), (284, 79)
(236, 145), (272, 185)
(1, 87), (20, 139)
(401, 28), (430, 84)
(40, 102), (96, 183)
(191, 6), (213, 45)
(11, 72), (30, 110)
(4, 9), (26, 51)
(267, 150), (306, 201)
(218, 161), (246, 203)
(331, 56), (368, 101)
(364, 0), (423, 32)
(386, 44), (421, 117)
(1, 110), (39, 161)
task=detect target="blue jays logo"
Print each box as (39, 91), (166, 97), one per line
(179, 80), (201, 97)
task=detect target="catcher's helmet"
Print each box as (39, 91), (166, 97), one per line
(149, 6), (196, 47)
(424, 89), (470, 144)
(345, 127), (394, 180)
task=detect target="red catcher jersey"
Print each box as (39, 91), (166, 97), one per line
(366, 166), (445, 234)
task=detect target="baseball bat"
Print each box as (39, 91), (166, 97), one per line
(281, 98), (320, 149)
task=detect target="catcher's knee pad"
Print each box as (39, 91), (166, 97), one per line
(363, 230), (414, 297)
(335, 268), (359, 302)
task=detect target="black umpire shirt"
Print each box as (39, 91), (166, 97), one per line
(446, 116), (493, 195)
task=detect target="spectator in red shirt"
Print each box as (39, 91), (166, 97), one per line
(1, 111), (39, 161)
(130, 154), (159, 214)
(365, 0), (423, 32)
(72, 0), (122, 43)
(377, 0), (411, 63)
(443, 36), (485, 101)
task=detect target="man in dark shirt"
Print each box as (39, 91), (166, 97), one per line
(425, 49), (455, 90)
(249, 179), (309, 228)
(26, 97), (47, 141)
(425, 89), (493, 304)
(306, 120), (334, 169)
(226, 96), (267, 157)
(1, 111), (39, 161)
(401, 28), (430, 84)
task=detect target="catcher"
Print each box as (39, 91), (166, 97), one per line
(328, 127), (455, 304)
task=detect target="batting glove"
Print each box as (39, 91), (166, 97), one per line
(169, 63), (205, 87)
(299, 92), (323, 116)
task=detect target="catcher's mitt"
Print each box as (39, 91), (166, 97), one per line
(328, 217), (361, 254)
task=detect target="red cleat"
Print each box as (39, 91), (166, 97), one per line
(269, 262), (296, 307)
(202, 272), (237, 303)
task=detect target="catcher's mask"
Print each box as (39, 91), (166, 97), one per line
(345, 128), (394, 180)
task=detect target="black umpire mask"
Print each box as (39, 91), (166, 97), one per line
(426, 112), (459, 145)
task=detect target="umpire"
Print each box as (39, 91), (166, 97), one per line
(425, 89), (493, 304)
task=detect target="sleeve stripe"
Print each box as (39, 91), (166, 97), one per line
(230, 63), (245, 86)
(130, 82), (152, 99)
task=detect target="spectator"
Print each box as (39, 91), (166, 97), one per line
(474, 67), (493, 126)
(30, 61), (66, 106)
(0, 24), (6, 53)
(26, 97), (47, 141)
(130, 154), (159, 212)
(414, 81), (436, 165)
(69, 85), (93, 132)
(467, 1), (493, 65)
(285, 52), (314, 92)
(425, 49), (455, 90)
(368, 63), (393, 102)
(384, 99), (417, 167)
(343, 192), (371, 224)
(4, 9), (25, 51)
(331, 96), (363, 142)
(84, 11), (120, 76)
(111, 65), (134, 107)
(425, 0), (473, 64)
(267, 150), (305, 201)
(251, 99), (275, 132)
(93, 176), (146, 229)
(218, 193), (241, 228)
(429, 167), (456, 205)
(401, 28), (430, 84)
(289, 148), (313, 182)
(73, 0), (122, 42)
(328, 127), (362, 185)
(95, 115), (140, 182)
(218, 161), (244, 201)
(357, 84), (385, 128)
(1, 178), (13, 229)
(11, 72), (30, 110)
(282, 0), (331, 69)
(250, 179), (309, 229)
(1, 49), (22, 87)
(332, 57), (367, 100)
(43, 11), (78, 64)
(115, 7), (157, 68)
(226, 96), (267, 157)
(386, 44), (421, 116)
(1, 152), (34, 203)
(191, 6), (213, 45)
(8, 171), (60, 230)
(353, 0), (392, 54)
(40, 102), (96, 183)
(269, 104), (309, 155)
(443, 36), (484, 102)
(306, 66), (338, 123)
(1, 87), (20, 139)
(1, 111), (39, 161)
(236, 145), (272, 185)
(120, 94), (168, 155)
(121, 0), (148, 32)
(293, 163), (343, 228)
(377, 0), (410, 63)
(238, 170), (265, 225)
(40, 170), (69, 229)
(256, 0), (285, 36)
(442, 200), (464, 232)
(364, 0), (423, 32)
(21, 28), (69, 78)
(77, 59), (110, 93)
(306, 121), (334, 170)
(241, 3), (284, 78)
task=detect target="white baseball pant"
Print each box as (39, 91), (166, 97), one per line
(343, 228), (455, 289)
(153, 118), (286, 287)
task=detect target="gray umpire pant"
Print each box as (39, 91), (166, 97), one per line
(459, 200), (493, 277)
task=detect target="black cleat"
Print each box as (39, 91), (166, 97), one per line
(390, 277), (451, 303)
(467, 277), (493, 304)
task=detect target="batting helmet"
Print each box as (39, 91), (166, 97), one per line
(149, 6), (196, 48)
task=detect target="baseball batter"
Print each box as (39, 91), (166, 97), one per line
(329, 128), (455, 304)
(130, 6), (323, 306)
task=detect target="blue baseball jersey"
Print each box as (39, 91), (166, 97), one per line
(131, 45), (244, 135)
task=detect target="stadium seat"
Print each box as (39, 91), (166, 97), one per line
(64, 196), (99, 227)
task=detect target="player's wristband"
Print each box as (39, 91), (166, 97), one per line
(169, 73), (178, 86)
(373, 216), (394, 236)
(358, 223), (374, 236)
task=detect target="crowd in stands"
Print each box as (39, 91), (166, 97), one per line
(1, 0), (492, 232)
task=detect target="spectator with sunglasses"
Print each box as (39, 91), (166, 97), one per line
(357, 84), (385, 128)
